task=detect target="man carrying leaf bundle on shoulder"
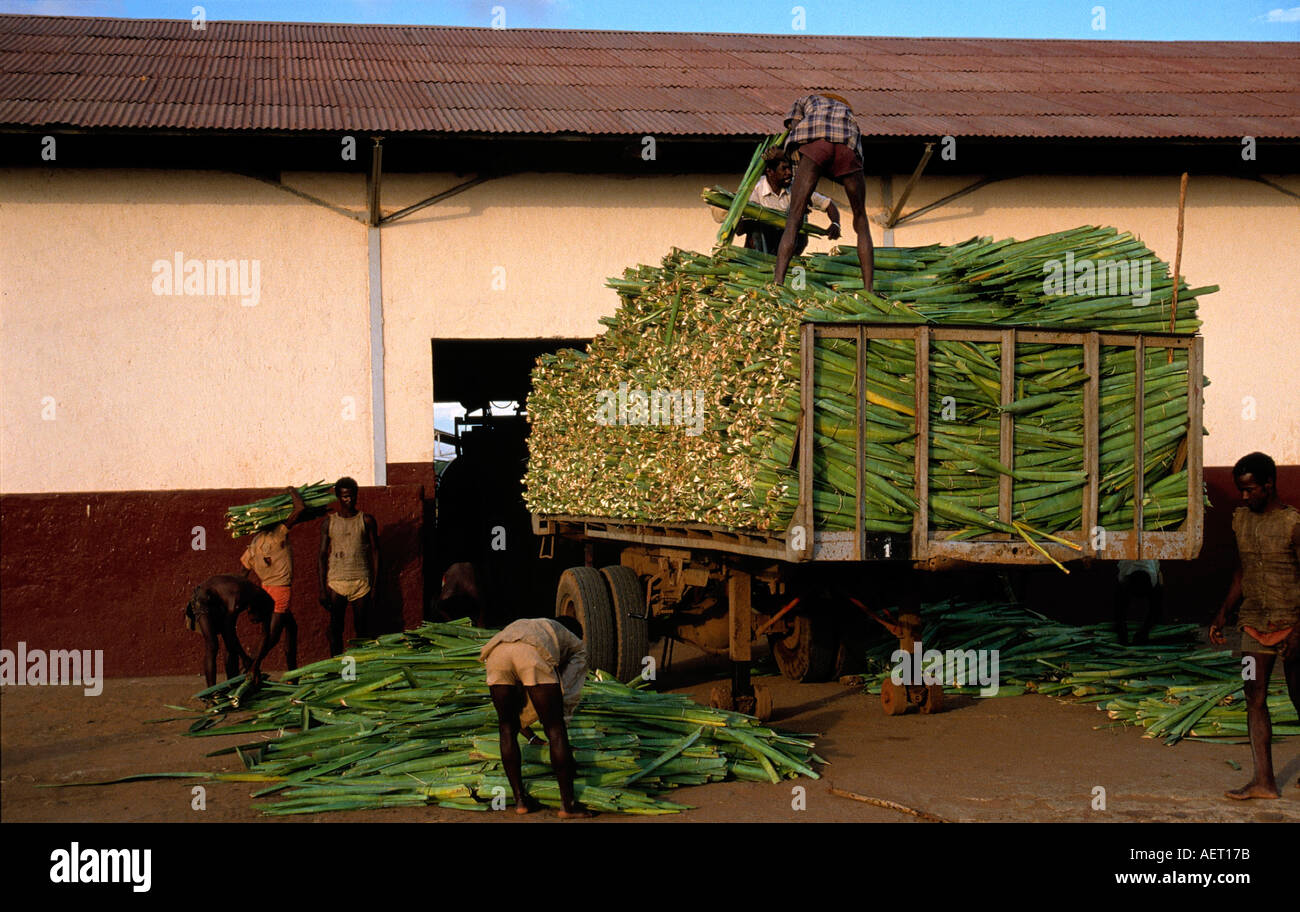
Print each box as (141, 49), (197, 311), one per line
(480, 616), (591, 818)
(714, 147), (842, 256)
(1210, 451), (1300, 800)
(773, 92), (874, 294)
(241, 485), (310, 682)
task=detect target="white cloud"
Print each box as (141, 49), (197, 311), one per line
(1259, 6), (1300, 21)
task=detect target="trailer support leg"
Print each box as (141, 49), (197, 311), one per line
(728, 570), (753, 701)
(731, 662), (751, 702)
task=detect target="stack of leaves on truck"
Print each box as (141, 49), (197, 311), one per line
(139, 621), (823, 816)
(525, 228), (1215, 540)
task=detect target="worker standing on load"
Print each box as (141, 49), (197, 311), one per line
(319, 476), (381, 655)
(480, 616), (591, 818)
(773, 93), (874, 293)
(185, 574), (275, 689)
(240, 485), (308, 678)
(1210, 451), (1300, 800)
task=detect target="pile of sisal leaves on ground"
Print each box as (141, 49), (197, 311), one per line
(66, 621), (823, 817)
(858, 599), (1296, 745)
(525, 228), (1215, 538)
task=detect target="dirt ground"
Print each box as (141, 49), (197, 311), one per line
(4, 645), (1298, 824)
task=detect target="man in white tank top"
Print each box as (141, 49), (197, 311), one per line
(318, 476), (381, 655)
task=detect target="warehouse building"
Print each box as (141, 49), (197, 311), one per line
(1, 14), (1297, 674)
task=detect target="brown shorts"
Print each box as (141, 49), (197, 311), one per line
(485, 641), (558, 687)
(795, 139), (863, 180)
(1226, 626), (1289, 657)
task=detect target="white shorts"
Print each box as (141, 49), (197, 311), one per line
(328, 578), (372, 601)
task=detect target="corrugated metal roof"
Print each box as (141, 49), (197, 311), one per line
(0, 14), (1296, 138)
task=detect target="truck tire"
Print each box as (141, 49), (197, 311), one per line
(600, 565), (649, 683)
(769, 613), (839, 683)
(556, 567), (617, 676)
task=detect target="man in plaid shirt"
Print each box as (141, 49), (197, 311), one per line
(774, 93), (874, 293)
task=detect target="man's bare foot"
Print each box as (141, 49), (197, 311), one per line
(1225, 780), (1280, 800)
(515, 798), (541, 815)
(557, 807), (594, 819)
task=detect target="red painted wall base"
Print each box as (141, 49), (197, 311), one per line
(1, 485), (425, 677)
(1, 466), (1295, 678)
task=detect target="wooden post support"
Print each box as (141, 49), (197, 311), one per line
(998, 329), (1016, 529)
(913, 326), (930, 560)
(1082, 333), (1100, 557)
(728, 570), (753, 698)
(1133, 336), (1146, 557)
(796, 323), (816, 561)
(856, 325), (868, 561)
(1169, 172), (1189, 361)
(1186, 337), (1205, 558)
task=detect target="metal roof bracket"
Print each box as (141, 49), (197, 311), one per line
(892, 174), (1011, 229)
(379, 174), (495, 225)
(233, 170), (368, 223)
(878, 141), (935, 229)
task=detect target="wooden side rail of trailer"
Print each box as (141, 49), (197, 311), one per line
(530, 321), (1205, 718)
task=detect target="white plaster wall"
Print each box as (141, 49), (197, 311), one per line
(2, 166), (1295, 493)
(0, 168), (373, 492)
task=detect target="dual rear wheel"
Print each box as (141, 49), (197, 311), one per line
(555, 566), (647, 683)
(556, 568), (865, 688)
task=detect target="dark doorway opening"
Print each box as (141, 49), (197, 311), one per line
(430, 338), (589, 627)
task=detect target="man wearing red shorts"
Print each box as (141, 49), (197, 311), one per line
(773, 93), (875, 294)
(1210, 452), (1300, 800)
(242, 485), (308, 680)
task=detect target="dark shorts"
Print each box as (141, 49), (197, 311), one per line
(795, 139), (863, 180)
(186, 589), (228, 630)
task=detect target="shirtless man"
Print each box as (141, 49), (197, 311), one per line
(185, 574), (274, 688)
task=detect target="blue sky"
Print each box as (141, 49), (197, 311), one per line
(4, 0), (1299, 40)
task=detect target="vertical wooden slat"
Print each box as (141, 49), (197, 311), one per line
(998, 328), (1016, 528)
(856, 325), (867, 561)
(1186, 337), (1205, 558)
(1133, 336), (1146, 558)
(728, 571), (752, 663)
(797, 323), (815, 559)
(1082, 332), (1100, 557)
(913, 326), (930, 560)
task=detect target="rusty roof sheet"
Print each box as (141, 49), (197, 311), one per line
(0, 14), (1297, 138)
